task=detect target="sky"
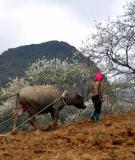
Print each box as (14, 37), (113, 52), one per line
(0, 0), (133, 54)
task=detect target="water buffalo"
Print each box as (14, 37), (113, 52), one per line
(12, 85), (86, 132)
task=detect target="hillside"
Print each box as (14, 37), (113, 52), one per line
(0, 112), (135, 160)
(0, 41), (77, 86)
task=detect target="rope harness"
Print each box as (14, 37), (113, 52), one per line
(0, 114), (15, 126)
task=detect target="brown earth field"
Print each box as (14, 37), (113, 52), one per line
(0, 112), (135, 160)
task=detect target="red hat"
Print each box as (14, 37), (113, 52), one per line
(94, 73), (104, 81)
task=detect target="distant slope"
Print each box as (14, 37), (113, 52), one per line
(0, 41), (77, 85)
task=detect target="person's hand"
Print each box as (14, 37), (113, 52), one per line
(101, 97), (104, 102)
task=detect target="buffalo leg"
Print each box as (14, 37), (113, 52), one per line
(50, 109), (59, 129)
(28, 116), (38, 130)
(12, 104), (25, 133)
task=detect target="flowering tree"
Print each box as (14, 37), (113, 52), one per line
(0, 57), (95, 115)
(81, 1), (135, 110)
(83, 1), (135, 84)
(26, 57), (96, 97)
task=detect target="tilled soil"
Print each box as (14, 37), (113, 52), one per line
(0, 112), (135, 160)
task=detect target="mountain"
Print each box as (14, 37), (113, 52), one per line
(0, 41), (77, 86)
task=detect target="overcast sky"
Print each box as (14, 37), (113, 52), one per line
(0, 0), (133, 54)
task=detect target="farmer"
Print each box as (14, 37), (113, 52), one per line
(90, 73), (105, 124)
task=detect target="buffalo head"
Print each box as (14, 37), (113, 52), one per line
(62, 91), (86, 109)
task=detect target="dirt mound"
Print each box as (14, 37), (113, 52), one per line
(0, 113), (135, 160)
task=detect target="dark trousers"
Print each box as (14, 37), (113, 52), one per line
(92, 95), (102, 114)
